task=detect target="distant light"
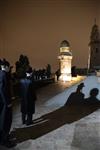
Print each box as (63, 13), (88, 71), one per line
(59, 74), (71, 82)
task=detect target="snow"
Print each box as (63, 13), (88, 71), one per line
(45, 76), (100, 108)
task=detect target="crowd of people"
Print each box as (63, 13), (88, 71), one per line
(0, 57), (100, 148)
(15, 54), (51, 80)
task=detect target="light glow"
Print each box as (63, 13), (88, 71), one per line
(59, 74), (72, 82)
(59, 58), (72, 81)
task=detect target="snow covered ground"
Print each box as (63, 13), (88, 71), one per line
(46, 75), (100, 108)
(1, 76), (100, 150)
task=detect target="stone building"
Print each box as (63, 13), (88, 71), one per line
(58, 40), (73, 81)
(88, 23), (100, 71)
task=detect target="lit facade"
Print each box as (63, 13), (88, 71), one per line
(58, 40), (73, 81)
(88, 23), (100, 71)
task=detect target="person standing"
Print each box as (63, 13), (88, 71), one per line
(0, 59), (15, 148)
(20, 67), (37, 126)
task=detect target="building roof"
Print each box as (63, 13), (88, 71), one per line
(90, 23), (100, 42)
(60, 40), (70, 47)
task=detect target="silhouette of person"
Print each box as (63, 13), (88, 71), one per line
(20, 67), (37, 126)
(85, 88), (100, 106)
(55, 69), (60, 81)
(0, 59), (15, 148)
(65, 82), (85, 106)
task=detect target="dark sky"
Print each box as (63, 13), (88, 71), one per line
(0, 0), (99, 72)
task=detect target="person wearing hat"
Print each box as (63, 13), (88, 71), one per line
(0, 59), (15, 147)
(65, 82), (85, 106)
(20, 66), (37, 125)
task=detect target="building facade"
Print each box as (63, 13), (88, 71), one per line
(58, 40), (72, 81)
(89, 23), (100, 71)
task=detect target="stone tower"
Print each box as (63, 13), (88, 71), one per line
(58, 40), (72, 81)
(89, 23), (100, 71)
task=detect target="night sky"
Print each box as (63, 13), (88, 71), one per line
(0, 0), (99, 72)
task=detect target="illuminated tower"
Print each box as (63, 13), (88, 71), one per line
(88, 22), (100, 71)
(58, 40), (73, 81)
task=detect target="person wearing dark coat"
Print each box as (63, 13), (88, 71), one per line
(20, 67), (37, 125)
(65, 82), (85, 106)
(0, 60), (14, 148)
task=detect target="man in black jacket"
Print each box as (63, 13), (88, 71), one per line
(20, 67), (37, 126)
(0, 59), (15, 148)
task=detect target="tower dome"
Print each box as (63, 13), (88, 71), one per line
(60, 40), (70, 47)
(60, 40), (72, 55)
